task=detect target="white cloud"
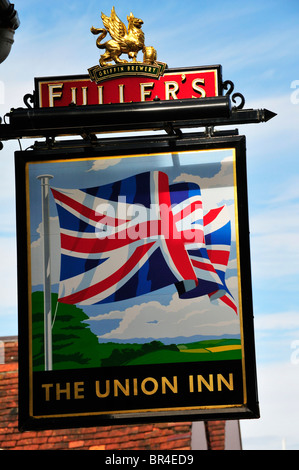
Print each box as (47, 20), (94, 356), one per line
(251, 232), (299, 280)
(250, 191), (299, 281)
(0, 238), (17, 310)
(90, 290), (240, 341)
(251, 203), (299, 235)
(254, 311), (299, 332)
(269, 177), (299, 205)
(173, 155), (237, 242)
(241, 310), (299, 450)
(241, 93), (299, 160)
(173, 155), (234, 190)
(241, 361), (299, 450)
(88, 158), (122, 171)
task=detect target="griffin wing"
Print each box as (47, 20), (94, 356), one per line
(101, 7), (127, 45)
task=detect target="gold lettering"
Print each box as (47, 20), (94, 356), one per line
(48, 83), (63, 107)
(82, 87), (88, 105)
(198, 374), (214, 392)
(114, 379), (130, 396)
(189, 375), (194, 393)
(189, 373), (234, 392)
(56, 382), (71, 400)
(140, 82), (154, 101)
(141, 377), (158, 395)
(95, 376), (179, 398)
(71, 87), (77, 104)
(95, 380), (110, 398)
(161, 376), (178, 394)
(118, 84), (125, 103)
(217, 373), (234, 391)
(70, 87), (88, 105)
(133, 378), (138, 396)
(74, 381), (85, 399)
(165, 81), (179, 100)
(42, 383), (53, 401)
(98, 85), (104, 104)
(42, 382), (86, 400)
(192, 78), (206, 98)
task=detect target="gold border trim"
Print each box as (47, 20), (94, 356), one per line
(37, 67), (219, 107)
(34, 404), (246, 420)
(26, 146), (247, 420)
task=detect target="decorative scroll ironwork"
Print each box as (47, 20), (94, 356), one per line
(23, 93), (34, 109)
(222, 80), (245, 110)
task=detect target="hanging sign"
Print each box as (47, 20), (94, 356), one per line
(35, 66), (221, 108)
(34, 7), (221, 108)
(16, 133), (259, 430)
(16, 7), (259, 430)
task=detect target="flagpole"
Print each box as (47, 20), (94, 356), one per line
(171, 153), (180, 169)
(37, 174), (53, 371)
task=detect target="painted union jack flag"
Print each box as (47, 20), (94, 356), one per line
(51, 171), (237, 314)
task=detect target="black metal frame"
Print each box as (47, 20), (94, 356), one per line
(0, 97), (275, 144)
(0, 65), (276, 147)
(16, 132), (259, 430)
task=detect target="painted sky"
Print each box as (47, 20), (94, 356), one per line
(1, 0), (299, 450)
(27, 149), (239, 342)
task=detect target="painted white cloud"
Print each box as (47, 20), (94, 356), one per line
(88, 158), (122, 171)
(173, 155), (234, 190)
(172, 155), (235, 214)
(173, 155), (237, 245)
(90, 287), (240, 341)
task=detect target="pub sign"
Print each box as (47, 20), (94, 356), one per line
(16, 7), (259, 430)
(17, 134), (259, 430)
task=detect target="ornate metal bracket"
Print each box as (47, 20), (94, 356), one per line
(222, 80), (245, 110)
(0, 95), (276, 148)
(23, 93), (35, 109)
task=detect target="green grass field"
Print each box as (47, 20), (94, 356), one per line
(32, 291), (242, 370)
(99, 338), (242, 366)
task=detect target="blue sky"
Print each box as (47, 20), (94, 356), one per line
(1, 0), (299, 450)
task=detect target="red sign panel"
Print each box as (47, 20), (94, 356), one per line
(35, 65), (222, 108)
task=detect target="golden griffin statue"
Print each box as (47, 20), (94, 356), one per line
(91, 7), (157, 67)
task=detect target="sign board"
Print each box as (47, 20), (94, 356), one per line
(34, 65), (222, 108)
(16, 133), (259, 430)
